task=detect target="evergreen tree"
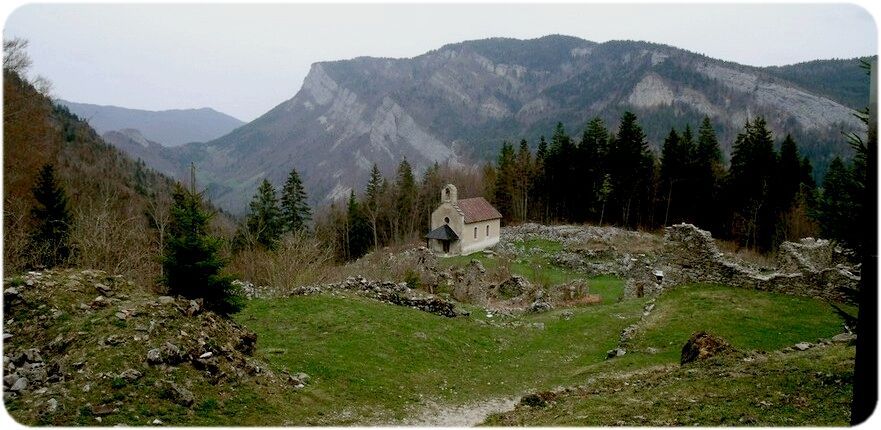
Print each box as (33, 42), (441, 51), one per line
(30, 163), (72, 267)
(727, 117), (778, 250)
(546, 122), (578, 220)
(694, 117), (723, 229)
(394, 158), (418, 240)
(418, 162), (445, 232)
(607, 111), (653, 227)
(817, 157), (856, 246)
(578, 117), (608, 220)
(532, 136), (549, 221)
(280, 168), (311, 233)
(162, 184), (241, 315)
(660, 128), (685, 225)
(345, 191), (372, 260)
(775, 134), (804, 211)
(493, 141), (516, 221)
(364, 163), (385, 249)
(514, 139), (533, 222)
(246, 179), (282, 249)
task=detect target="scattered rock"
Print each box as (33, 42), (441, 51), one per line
(185, 299), (203, 317)
(9, 377), (28, 392)
(92, 404), (115, 416)
(560, 310), (574, 320)
(287, 372), (311, 389)
(794, 342), (812, 351)
(831, 333), (856, 344)
(681, 331), (732, 364)
(119, 369), (143, 382)
(165, 382), (195, 407)
(95, 283), (112, 296)
(146, 348), (162, 364)
(606, 348), (626, 359)
(104, 335), (125, 346)
(45, 398), (58, 414)
(199, 351), (213, 359)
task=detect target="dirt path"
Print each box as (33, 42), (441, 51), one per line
(400, 396), (520, 426)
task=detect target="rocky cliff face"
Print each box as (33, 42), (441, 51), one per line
(144, 35), (866, 213)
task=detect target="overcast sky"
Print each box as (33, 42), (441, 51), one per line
(4, 2), (877, 122)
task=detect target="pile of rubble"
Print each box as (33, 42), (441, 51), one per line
(291, 276), (469, 318)
(624, 224), (861, 303)
(3, 269), (282, 424)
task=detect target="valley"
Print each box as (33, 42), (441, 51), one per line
(3, 13), (873, 427)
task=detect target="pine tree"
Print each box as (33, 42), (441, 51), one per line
(727, 117), (778, 250)
(514, 139), (533, 222)
(280, 168), (311, 233)
(660, 128), (684, 225)
(30, 163), (72, 268)
(493, 141), (516, 221)
(245, 179), (282, 249)
(394, 158), (418, 240)
(607, 111), (653, 227)
(364, 164), (384, 249)
(162, 184), (241, 315)
(345, 191), (372, 260)
(694, 117), (723, 230)
(532, 136), (549, 221)
(774, 134), (803, 211)
(578, 117), (608, 221)
(817, 157), (856, 246)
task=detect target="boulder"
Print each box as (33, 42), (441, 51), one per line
(606, 348), (626, 359)
(165, 382), (194, 407)
(680, 331), (732, 364)
(794, 342), (812, 351)
(119, 369), (143, 382)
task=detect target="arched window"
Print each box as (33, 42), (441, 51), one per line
(445, 188), (450, 199)
(486, 225), (490, 236)
(444, 216), (449, 224)
(474, 227), (477, 239)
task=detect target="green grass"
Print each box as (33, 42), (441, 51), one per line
(612, 283), (848, 368)
(234, 278), (642, 423)
(485, 344), (854, 426)
(233, 281), (850, 424)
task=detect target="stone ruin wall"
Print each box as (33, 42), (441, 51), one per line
(624, 223), (861, 303)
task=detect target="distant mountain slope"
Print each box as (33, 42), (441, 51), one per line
(143, 35), (865, 213)
(763, 57), (873, 110)
(57, 100), (244, 146)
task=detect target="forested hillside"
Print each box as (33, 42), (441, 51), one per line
(4, 46), (180, 285)
(764, 57), (874, 110)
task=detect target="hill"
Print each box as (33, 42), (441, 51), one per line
(56, 100), (244, 147)
(139, 35), (865, 213)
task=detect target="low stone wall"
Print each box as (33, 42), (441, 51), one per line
(292, 276), (469, 318)
(624, 224), (860, 303)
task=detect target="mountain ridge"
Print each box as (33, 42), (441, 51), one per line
(57, 100), (245, 147)
(109, 35), (869, 213)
